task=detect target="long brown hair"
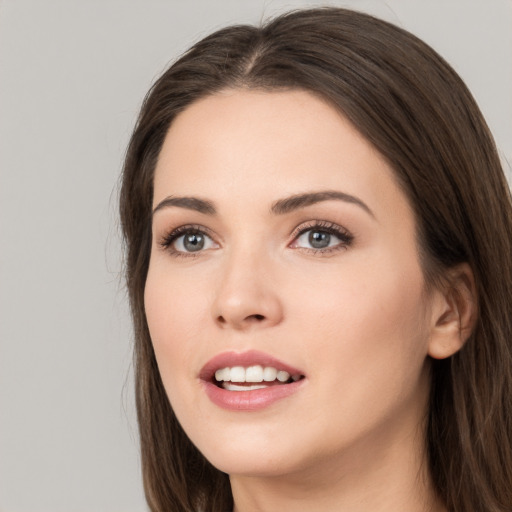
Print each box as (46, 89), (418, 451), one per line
(120, 8), (512, 511)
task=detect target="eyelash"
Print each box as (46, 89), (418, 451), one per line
(158, 220), (354, 258)
(158, 224), (215, 258)
(290, 220), (354, 254)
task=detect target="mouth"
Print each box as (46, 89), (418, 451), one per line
(213, 365), (303, 391)
(200, 350), (306, 411)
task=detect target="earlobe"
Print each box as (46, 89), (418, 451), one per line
(427, 263), (478, 360)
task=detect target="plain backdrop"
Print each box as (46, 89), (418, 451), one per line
(0, 1), (510, 511)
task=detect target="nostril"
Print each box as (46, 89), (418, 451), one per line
(214, 312), (271, 328)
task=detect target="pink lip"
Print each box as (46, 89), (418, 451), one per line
(199, 350), (306, 412)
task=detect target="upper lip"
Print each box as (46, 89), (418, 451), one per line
(199, 350), (305, 381)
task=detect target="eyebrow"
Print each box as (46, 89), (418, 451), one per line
(270, 190), (374, 218)
(152, 190), (374, 219)
(152, 196), (216, 216)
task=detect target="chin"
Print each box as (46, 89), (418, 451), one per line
(186, 420), (323, 479)
(205, 447), (303, 478)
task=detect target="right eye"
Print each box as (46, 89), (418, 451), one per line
(160, 226), (219, 255)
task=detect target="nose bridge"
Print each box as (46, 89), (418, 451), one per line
(212, 240), (283, 330)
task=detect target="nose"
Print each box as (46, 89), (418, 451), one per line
(212, 250), (284, 331)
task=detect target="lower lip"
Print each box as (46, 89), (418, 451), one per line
(202, 380), (304, 411)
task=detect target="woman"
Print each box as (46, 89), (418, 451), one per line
(120, 7), (512, 512)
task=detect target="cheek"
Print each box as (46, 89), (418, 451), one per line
(144, 268), (209, 434)
(145, 257), (211, 331)
(289, 251), (430, 384)
(282, 257), (431, 452)
(144, 262), (210, 384)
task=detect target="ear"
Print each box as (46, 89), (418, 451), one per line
(427, 263), (477, 360)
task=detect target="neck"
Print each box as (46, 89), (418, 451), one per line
(230, 413), (446, 512)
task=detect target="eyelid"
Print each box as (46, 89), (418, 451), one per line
(290, 219), (352, 239)
(157, 224), (219, 256)
(289, 220), (354, 251)
(156, 220), (353, 257)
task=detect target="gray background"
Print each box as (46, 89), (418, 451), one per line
(0, 1), (510, 511)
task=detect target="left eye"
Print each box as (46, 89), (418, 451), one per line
(173, 230), (217, 253)
(292, 227), (352, 250)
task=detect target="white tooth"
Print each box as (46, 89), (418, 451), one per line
(245, 365), (263, 382)
(223, 383), (268, 391)
(263, 367), (277, 381)
(230, 366), (246, 382)
(277, 370), (290, 382)
(215, 367), (230, 381)
(291, 374), (301, 382)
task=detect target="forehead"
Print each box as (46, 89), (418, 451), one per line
(153, 89), (409, 221)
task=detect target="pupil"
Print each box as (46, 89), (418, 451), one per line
(184, 232), (204, 252)
(309, 231), (330, 249)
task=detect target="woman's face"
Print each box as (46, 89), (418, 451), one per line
(145, 89), (437, 480)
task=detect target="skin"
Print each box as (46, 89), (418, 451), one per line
(144, 89), (466, 511)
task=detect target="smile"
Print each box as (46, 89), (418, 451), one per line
(200, 351), (306, 411)
(215, 365), (302, 390)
